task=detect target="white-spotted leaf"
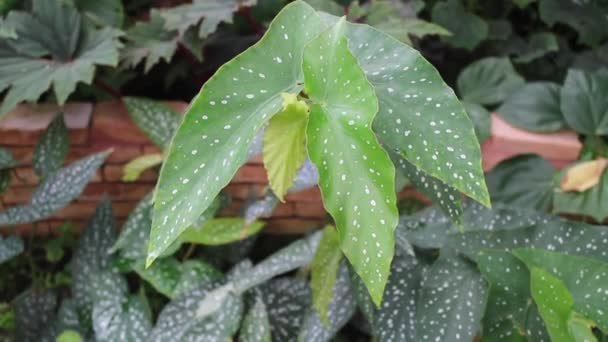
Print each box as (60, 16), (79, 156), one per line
(0, 235), (23, 264)
(239, 294), (272, 342)
(149, 1), (326, 265)
(33, 113), (69, 178)
(123, 97), (180, 149)
(304, 18), (398, 305)
(14, 288), (57, 342)
(260, 278), (311, 342)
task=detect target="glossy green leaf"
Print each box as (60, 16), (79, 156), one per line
(91, 272), (152, 342)
(0, 0), (122, 115)
(304, 18), (398, 305)
(56, 330), (82, 342)
(304, 0), (343, 15)
(514, 249), (608, 333)
(393, 154), (463, 221)
(498, 82), (565, 132)
(122, 153), (163, 182)
(530, 267), (575, 341)
(463, 101), (491, 142)
(457, 57), (525, 106)
(32, 113), (69, 178)
(239, 294), (271, 342)
(261, 278), (311, 342)
(554, 167), (608, 222)
(310, 226), (342, 325)
(539, 0), (608, 46)
(69, 199), (117, 318)
(337, 19), (490, 208)
(149, 279), (243, 341)
(180, 217), (265, 245)
(416, 254), (488, 342)
(560, 69), (608, 135)
(123, 97), (180, 149)
(486, 154), (556, 211)
(149, 1), (325, 264)
(263, 93), (309, 200)
(14, 289), (57, 342)
(0, 151), (109, 226)
(431, 0), (488, 50)
(0, 235), (22, 264)
(568, 313), (598, 342)
(299, 263), (356, 341)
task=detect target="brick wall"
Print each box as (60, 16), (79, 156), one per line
(0, 101), (582, 236)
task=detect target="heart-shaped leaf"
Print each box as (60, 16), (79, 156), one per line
(539, 0), (608, 46)
(0, 151), (109, 226)
(561, 69), (608, 135)
(457, 57), (525, 106)
(554, 165), (608, 222)
(149, 1), (326, 264)
(431, 0), (488, 50)
(123, 97), (180, 149)
(304, 18), (398, 305)
(0, 235), (23, 264)
(33, 113), (69, 178)
(310, 226), (342, 325)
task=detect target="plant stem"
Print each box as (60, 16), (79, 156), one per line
(93, 79), (122, 99)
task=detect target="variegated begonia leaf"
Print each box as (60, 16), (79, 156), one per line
(91, 272), (152, 342)
(149, 1), (325, 264)
(263, 93), (309, 200)
(260, 278), (311, 342)
(0, 151), (109, 226)
(40, 299), (86, 342)
(172, 260), (223, 297)
(332, 17), (490, 207)
(123, 97), (180, 149)
(393, 153), (462, 221)
(304, 18), (398, 305)
(69, 199), (117, 318)
(14, 288), (57, 342)
(179, 217), (265, 245)
(0, 147), (17, 170)
(33, 113), (69, 179)
(122, 153), (163, 182)
(243, 191), (280, 224)
(0, 235), (23, 264)
(299, 262), (356, 342)
(310, 226), (342, 325)
(416, 253), (488, 342)
(232, 231), (321, 293)
(239, 293), (272, 342)
(148, 279), (243, 341)
(110, 193), (153, 261)
(514, 248), (608, 333)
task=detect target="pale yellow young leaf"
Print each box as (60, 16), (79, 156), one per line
(122, 153), (164, 182)
(560, 158), (608, 192)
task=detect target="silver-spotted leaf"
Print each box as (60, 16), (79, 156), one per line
(416, 254), (488, 341)
(14, 288), (57, 342)
(33, 113), (69, 178)
(0, 235), (23, 264)
(0, 151), (109, 226)
(110, 193), (152, 261)
(261, 278), (311, 342)
(243, 191), (280, 224)
(149, 1), (325, 264)
(334, 18), (490, 208)
(311, 226), (342, 325)
(304, 18), (398, 305)
(299, 262), (356, 342)
(123, 97), (180, 149)
(172, 260), (223, 297)
(40, 299), (85, 342)
(239, 294), (271, 342)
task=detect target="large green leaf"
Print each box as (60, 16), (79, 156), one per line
(149, 1), (325, 264)
(179, 218), (265, 245)
(239, 294), (271, 342)
(74, 0), (125, 28)
(14, 289), (57, 342)
(485, 154), (556, 211)
(497, 82), (565, 132)
(554, 165), (608, 222)
(560, 69), (608, 135)
(0, 0), (122, 115)
(298, 263), (356, 342)
(539, 0), (608, 46)
(416, 254), (488, 342)
(310, 226), (342, 325)
(0, 151), (109, 226)
(33, 113), (69, 178)
(149, 279), (243, 341)
(123, 97), (180, 149)
(457, 57), (525, 106)
(431, 0), (488, 51)
(0, 235), (22, 264)
(91, 272), (152, 341)
(263, 93), (309, 200)
(514, 249), (608, 333)
(69, 199), (117, 317)
(337, 19), (490, 207)
(304, 18), (398, 305)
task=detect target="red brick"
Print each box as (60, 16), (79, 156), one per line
(0, 186), (34, 204)
(142, 145), (162, 155)
(8, 147), (33, 165)
(219, 200), (243, 217)
(80, 183), (154, 201)
(285, 187), (321, 203)
(273, 202), (295, 217)
(90, 101), (149, 147)
(103, 165), (158, 182)
(223, 184), (265, 200)
(294, 202), (326, 219)
(50, 201), (137, 220)
(233, 165), (268, 183)
(264, 218), (322, 234)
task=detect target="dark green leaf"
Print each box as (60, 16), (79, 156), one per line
(457, 57), (525, 106)
(74, 0), (124, 27)
(239, 294), (271, 342)
(498, 82), (565, 132)
(560, 69), (608, 135)
(463, 101), (491, 142)
(486, 154), (556, 211)
(172, 260), (223, 297)
(0, 147), (17, 169)
(513, 33), (559, 63)
(123, 97), (180, 149)
(554, 166), (608, 222)
(0, 169), (10, 194)
(0, 235), (22, 264)
(261, 278), (311, 342)
(539, 0), (608, 46)
(14, 289), (57, 342)
(109, 193), (152, 261)
(40, 299), (85, 342)
(431, 0), (488, 50)
(149, 2), (325, 264)
(33, 113), (69, 178)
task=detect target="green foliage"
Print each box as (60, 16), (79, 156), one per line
(0, 235), (22, 264)
(457, 57), (525, 106)
(431, 0), (488, 51)
(122, 153), (163, 182)
(311, 226), (342, 325)
(179, 218), (265, 245)
(123, 97), (180, 149)
(498, 82), (565, 132)
(561, 69), (608, 135)
(32, 113), (69, 179)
